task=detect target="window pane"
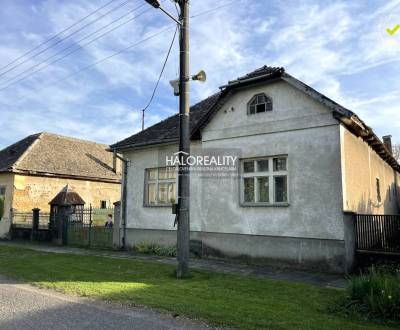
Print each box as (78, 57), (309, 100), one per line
(158, 183), (169, 203)
(274, 176), (287, 203)
(148, 183), (157, 204)
(257, 159), (268, 172)
(168, 183), (176, 203)
(159, 168), (168, 180)
(148, 169), (157, 180)
(243, 161), (255, 173)
(249, 105), (255, 114)
(257, 177), (269, 202)
(257, 94), (265, 103)
(167, 167), (176, 179)
(244, 178), (255, 203)
(256, 104), (266, 113)
(265, 100), (272, 111)
(273, 158), (287, 171)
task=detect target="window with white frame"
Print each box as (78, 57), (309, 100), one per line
(0, 187), (5, 219)
(145, 167), (177, 205)
(247, 93), (272, 115)
(241, 157), (288, 205)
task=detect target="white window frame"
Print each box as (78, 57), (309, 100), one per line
(0, 186), (5, 220)
(247, 93), (273, 115)
(240, 156), (289, 206)
(144, 167), (177, 206)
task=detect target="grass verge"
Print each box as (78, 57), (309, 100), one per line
(0, 245), (397, 329)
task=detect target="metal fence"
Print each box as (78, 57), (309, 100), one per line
(355, 214), (400, 253)
(67, 207), (114, 249)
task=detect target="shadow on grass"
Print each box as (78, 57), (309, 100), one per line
(0, 245), (397, 330)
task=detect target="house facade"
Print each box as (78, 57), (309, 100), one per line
(0, 132), (121, 238)
(111, 66), (400, 273)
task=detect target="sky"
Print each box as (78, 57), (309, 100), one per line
(0, 0), (400, 150)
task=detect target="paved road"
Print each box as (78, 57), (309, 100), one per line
(0, 276), (212, 330)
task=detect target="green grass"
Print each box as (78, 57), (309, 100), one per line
(0, 245), (397, 330)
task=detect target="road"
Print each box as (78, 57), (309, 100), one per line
(0, 276), (212, 330)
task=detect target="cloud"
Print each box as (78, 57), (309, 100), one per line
(0, 0), (400, 151)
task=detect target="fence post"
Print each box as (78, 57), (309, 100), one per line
(88, 204), (92, 248)
(31, 208), (40, 241)
(343, 211), (356, 273)
(8, 208), (15, 240)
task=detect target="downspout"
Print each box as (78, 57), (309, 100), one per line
(115, 152), (129, 249)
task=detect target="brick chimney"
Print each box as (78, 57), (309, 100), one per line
(382, 135), (393, 154)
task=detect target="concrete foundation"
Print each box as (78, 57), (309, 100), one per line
(124, 228), (346, 273)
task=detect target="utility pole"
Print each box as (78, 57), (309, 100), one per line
(144, 0), (190, 278)
(176, 0), (190, 278)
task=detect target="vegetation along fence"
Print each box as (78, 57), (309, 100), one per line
(67, 206), (114, 249)
(355, 214), (400, 254)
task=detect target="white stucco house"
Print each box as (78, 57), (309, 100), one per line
(111, 66), (400, 273)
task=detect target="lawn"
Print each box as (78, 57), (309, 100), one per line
(0, 245), (396, 330)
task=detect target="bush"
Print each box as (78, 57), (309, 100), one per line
(338, 266), (400, 321)
(134, 242), (177, 257)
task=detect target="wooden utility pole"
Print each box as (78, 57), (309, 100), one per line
(176, 0), (190, 278)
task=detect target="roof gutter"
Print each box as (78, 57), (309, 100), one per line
(335, 113), (400, 172)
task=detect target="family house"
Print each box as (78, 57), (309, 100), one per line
(0, 132), (121, 237)
(110, 66), (400, 273)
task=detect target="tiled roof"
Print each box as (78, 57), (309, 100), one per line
(0, 132), (121, 182)
(110, 92), (221, 150)
(110, 65), (399, 172)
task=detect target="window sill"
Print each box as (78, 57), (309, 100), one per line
(240, 202), (289, 208)
(143, 204), (173, 208)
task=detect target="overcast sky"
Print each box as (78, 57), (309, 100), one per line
(0, 0), (400, 149)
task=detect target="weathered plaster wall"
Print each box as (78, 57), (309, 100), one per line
(340, 125), (400, 214)
(0, 173), (15, 238)
(12, 175), (121, 212)
(124, 80), (345, 241)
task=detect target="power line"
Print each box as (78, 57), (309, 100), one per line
(0, 0), (119, 73)
(191, 0), (239, 19)
(0, 0), (133, 79)
(1, 4), (149, 87)
(141, 24), (178, 130)
(0, 2), (238, 92)
(0, 26), (174, 93)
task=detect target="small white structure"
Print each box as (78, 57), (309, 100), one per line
(111, 66), (400, 273)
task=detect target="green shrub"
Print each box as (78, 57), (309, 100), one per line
(134, 242), (177, 257)
(0, 196), (4, 220)
(338, 266), (400, 321)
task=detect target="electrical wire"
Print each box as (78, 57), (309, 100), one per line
(190, 0), (239, 19)
(0, 0), (119, 72)
(0, 1), (238, 92)
(0, 0), (133, 79)
(0, 26), (174, 92)
(142, 24), (178, 113)
(140, 24), (178, 130)
(1, 4), (149, 87)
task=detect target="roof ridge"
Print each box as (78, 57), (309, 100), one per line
(11, 133), (43, 171)
(39, 132), (109, 147)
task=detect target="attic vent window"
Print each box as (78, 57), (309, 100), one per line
(247, 93), (272, 115)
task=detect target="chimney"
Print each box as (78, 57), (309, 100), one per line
(382, 135), (393, 154)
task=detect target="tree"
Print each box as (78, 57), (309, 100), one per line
(393, 144), (400, 163)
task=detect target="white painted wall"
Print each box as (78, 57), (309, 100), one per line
(124, 80), (345, 241)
